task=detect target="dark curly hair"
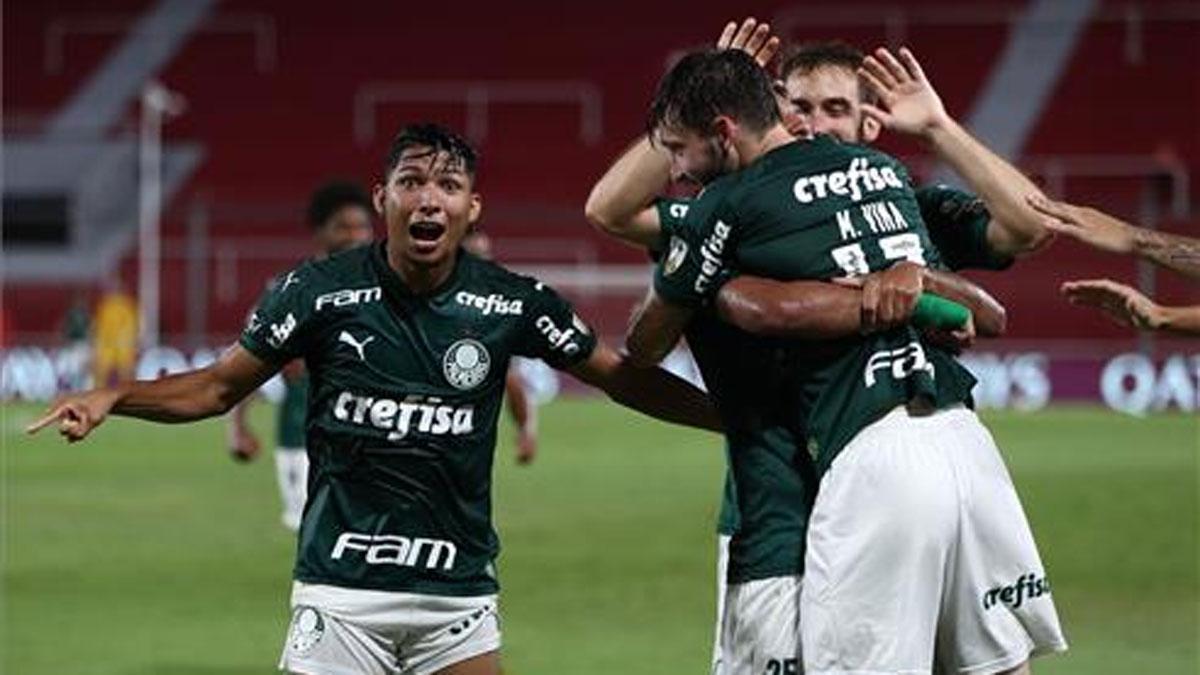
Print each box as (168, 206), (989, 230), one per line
(382, 123), (479, 182)
(306, 181), (371, 229)
(648, 49), (781, 138)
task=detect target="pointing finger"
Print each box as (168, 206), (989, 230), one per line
(26, 405), (66, 434)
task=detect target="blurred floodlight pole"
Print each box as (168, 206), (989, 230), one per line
(138, 81), (185, 348)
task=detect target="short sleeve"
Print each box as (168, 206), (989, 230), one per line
(918, 185), (1013, 271)
(517, 280), (598, 370)
(653, 187), (736, 309)
(649, 197), (694, 259)
(238, 265), (316, 364)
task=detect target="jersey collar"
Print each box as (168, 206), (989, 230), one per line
(369, 240), (466, 303)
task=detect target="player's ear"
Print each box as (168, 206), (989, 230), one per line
(860, 115), (881, 143)
(712, 115), (736, 143)
(372, 183), (386, 216)
(468, 192), (482, 224)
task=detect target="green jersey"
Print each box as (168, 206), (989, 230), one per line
(701, 184), (1007, 536)
(656, 135), (976, 475)
(658, 202), (815, 582)
(918, 184), (1013, 272)
(278, 370), (309, 450)
(63, 305), (90, 343)
(685, 312), (815, 582)
(240, 243), (597, 596)
(258, 273), (312, 451)
(716, 469), (739, 536)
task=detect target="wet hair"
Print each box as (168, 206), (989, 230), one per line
(779, 41), (875, 104)
(306, 181), (372, 229)
(647, 49), (781, 138)
(382, 123), (479, 182)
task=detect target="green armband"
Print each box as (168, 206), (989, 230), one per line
(912, 293), (971, 329)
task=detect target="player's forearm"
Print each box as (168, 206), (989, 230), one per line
(608, 364), (722, 433)
(111, 368), (245, 423)
(924, 117), (1050, 256)
(577, 346), (721, 432)
(1132, 228), (1200, 280)
(625, 290), (690, 367)
(716, 277), (864, 338)
(1151, 304), (1200, 335)
(584, 137), (671, 247)
(921, 269), (1007, 337)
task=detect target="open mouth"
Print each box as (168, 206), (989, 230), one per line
(409, 221), (446, 244)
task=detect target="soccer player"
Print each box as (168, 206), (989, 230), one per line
(1027, 195), (1200, 334)
(28, 123), (721, 675)
(587, 21), (1008, 675)
(228, 181), (375, 531)
(777, 38), (1052, 265)
(630, 48), (1067, 675)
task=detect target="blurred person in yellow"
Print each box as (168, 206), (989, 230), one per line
(92, 279), (139, 386)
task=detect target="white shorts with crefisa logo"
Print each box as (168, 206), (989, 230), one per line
(801, 405), (1067, 675)
(278, 581), (500, 675)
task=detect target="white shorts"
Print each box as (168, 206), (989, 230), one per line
(278, 581), (500, 675)
(719, 575), (803, 675)
(801, 406), (1067, 675)
(711, 534), (732, 675)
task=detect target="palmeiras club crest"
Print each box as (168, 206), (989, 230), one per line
(444, 338), (491, 390)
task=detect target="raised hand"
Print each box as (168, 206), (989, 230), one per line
(716, 17), (781, 70)
(1061, 279), (1161, 329)
(1028, 195), (1135, 254)
(857, 47), (949, 137)
(26, 389), (121, 442)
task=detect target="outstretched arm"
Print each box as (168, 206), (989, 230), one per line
(28, 345), (278, 442)
(1029, 195), (1200, 280)
(1062, 279), (1200, 335)
(859, 47), (1052, 257)
(569, 342), (721, 433)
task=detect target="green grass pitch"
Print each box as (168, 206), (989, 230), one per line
(3, 400), (1196, 674)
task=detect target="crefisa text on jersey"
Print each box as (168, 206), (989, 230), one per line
(455, 290), (524, 316)
(332, 391), (475, 441)
(793, 157), (904, 205)
(535, 314), (586, 355)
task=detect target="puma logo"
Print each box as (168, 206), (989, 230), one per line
(338, 330), (375, 361)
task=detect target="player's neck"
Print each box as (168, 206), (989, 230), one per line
(736, 123), (793, 167)
(386, 244), (457, 295)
